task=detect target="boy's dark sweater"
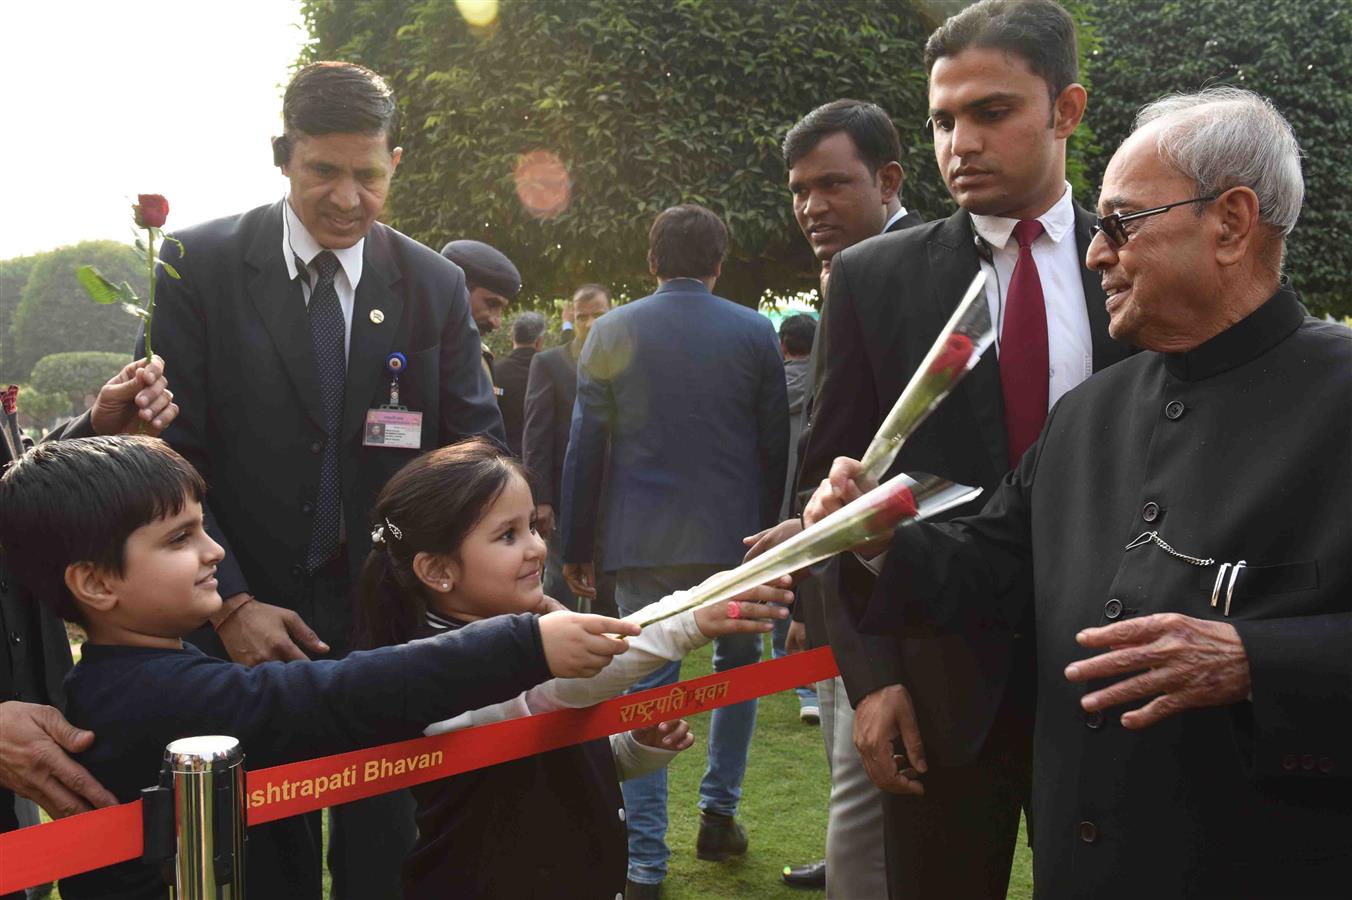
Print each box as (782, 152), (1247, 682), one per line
(59, 614), (550, 900)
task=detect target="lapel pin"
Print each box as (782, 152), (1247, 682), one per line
(370, 309), (385, 324)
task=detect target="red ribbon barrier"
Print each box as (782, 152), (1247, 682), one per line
(0, 647), (839, 893)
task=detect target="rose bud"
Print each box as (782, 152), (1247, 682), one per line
(926, 333), (976, 380)
(134, 194), (170, 229)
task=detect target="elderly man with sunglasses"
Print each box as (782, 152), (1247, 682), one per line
(806, 86), (1352, 898)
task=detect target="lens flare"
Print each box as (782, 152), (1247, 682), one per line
(454, 0), (499, 27)
(513, 149), (571, 220)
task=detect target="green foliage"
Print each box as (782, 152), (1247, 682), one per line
(11, 383), (70, 433)
(0, 254), (39, 382)
(301, 0), (943, 306)
(30, 351), (128, 403)
(7, 241), (144, 381)
(1084, 0), (1352, 317)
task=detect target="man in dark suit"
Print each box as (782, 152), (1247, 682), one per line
(523, 283), (611, 611)
(795, 3), (1131, 897)
(810, 85), (1348, 899)
(149, 62), (504, 900)
(559, 206), (788, 899)
(753, 98), (923, 897)
(494, 311), (546, 456)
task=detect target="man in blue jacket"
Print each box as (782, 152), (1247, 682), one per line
(560, 204), (789, 898)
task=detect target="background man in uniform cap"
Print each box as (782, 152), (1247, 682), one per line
(440, 239), (523, 379)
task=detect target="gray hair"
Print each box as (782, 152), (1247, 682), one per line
(510, 311), (547, 345)
(1134, 87), (1304, 235)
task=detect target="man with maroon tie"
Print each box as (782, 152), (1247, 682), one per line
(796, 1), (1130, 896)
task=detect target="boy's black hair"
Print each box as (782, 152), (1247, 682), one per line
(0, 435), (206, 623)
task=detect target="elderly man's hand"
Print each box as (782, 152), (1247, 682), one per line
(0, 702), (118, 817)
(1065, 613), (1251, 729)
(90, 355), (179, 437)
(534, 504), (556, 541)
(853, 684), (927, 796)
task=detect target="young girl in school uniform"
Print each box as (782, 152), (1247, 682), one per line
(351, 437), (792, 900)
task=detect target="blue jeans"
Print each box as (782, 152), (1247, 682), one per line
(771, 612), (818, 709)
(616, 565), (763, 885)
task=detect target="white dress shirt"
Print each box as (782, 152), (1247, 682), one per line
(970, 183), (1093, 408)
(883, 205), (910, 233)
(282, 197), (364, 360)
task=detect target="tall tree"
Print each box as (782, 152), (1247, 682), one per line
(0, 254), (39, 381)
(1084, 0), (1352, 317)
(302, 0), (1097, 307)
(7, 241), (142, 381)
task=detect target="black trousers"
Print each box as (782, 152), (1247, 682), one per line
(882, 645), (1035, 900)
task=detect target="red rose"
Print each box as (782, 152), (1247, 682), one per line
(134, 194), (169, 229)
(863, 484), (919, 534)
(2, 385), (17, 416)
(926, 332), (975, 380)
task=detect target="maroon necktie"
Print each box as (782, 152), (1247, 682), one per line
(999, 219), (1049, 466)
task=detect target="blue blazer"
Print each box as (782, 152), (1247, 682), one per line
(561, 279), (788, 572)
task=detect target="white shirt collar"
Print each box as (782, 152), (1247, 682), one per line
(970, 182), (1075, 250)
(883, 206), (910, 233)
(282, 197), (365, 288)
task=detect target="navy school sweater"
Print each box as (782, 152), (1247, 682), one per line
(58, 614), (550, 900)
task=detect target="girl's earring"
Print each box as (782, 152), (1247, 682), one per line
(441, 582), (450, 591)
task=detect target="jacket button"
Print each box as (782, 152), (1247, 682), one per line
(1319, 756), (1334, 774)
(1104, 599), (1123, 620)
(290, 564), (304, 578)
(1302, 754), (1316, 771)
(1078, 821), (1098, 844)
(1282, 754), (1298, 771)
(310, 441), (322, 454)
(0, 579), (8, 592)
(1085, 711), (1104, 730)
(1165, 400), (1185, 420)
(8, 632), (20, 645)
(301, 501), (314, 515)
(618, 808), (626, 822)
(1141, 502), (1160, 522)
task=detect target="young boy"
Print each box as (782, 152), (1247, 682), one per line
(0, 435), (638, 900)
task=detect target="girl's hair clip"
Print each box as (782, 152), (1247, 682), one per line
(370, 517), (403, 545)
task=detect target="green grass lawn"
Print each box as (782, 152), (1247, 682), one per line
(644, 640), (1032, 900)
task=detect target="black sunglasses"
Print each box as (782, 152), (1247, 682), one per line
(1091, 196), (1217, 247)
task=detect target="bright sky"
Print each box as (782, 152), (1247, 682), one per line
(0, 0), (310, 260)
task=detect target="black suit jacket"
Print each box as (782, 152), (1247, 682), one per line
(494, 346), (537, 457)
(799, 204), (1130, 765)
(150, 201), (505, 649)
(522, 343), (578, 509)
(791, 210), (923, 658)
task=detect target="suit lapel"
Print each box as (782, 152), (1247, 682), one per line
(342, 224), (404, 443)
(245, 201), (325, 430)
(929, 211), (1010, 473)
(1074, 204), (1124, 372)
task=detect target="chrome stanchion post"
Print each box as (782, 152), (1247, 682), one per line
(164, 735), (246, 899)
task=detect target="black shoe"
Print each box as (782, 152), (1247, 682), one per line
(625, 878), (662, 900)
(781, 859), (827, 889)
(696, 810), (749, 861)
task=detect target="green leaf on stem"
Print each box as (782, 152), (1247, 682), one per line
(159, 261), (181, 280)
(77, 266), (122, 304)
(162, 234), (185, 258)
(117, 281), (138, 304)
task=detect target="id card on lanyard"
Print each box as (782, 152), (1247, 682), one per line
(364, 351), (423, 449)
